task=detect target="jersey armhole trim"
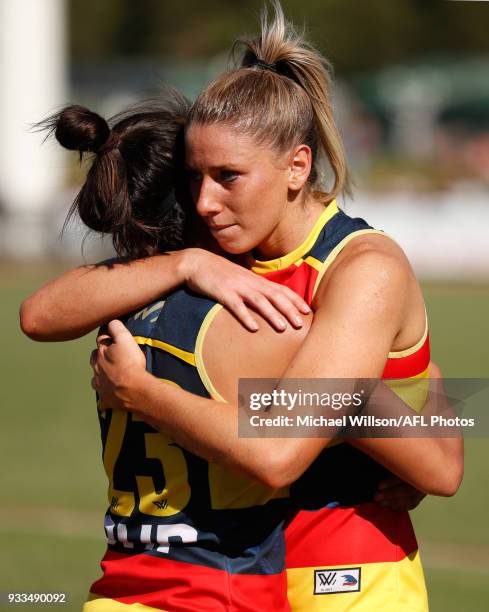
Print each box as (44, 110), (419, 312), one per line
(388, 309), (429, 359)
(194, 303), (227, 402)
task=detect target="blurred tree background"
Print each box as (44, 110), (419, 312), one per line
(70, 0), (489, 74)
(66, 0), (489, 198)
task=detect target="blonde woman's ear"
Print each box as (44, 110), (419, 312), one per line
(288, 144), (313, 191)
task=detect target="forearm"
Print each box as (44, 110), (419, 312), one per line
(114, 364), (463, 494)
(129, 371), (328, 488)
(348, 380), (464, 496)
(20, 252), (188, 341)
(117, 369), (463, 494)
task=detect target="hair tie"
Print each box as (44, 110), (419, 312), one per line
(96, 129), (121, 155)
(252, 59), (278, 74)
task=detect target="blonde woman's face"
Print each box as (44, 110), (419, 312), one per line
(185, 122), (294, 255)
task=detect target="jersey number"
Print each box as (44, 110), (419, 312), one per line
(103, 410), (191, 517)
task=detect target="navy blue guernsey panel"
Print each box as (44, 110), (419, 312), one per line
(97, 287), (289, 576)
(307, 209), (372, 262)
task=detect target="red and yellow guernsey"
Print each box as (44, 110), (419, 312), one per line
(249, 200), (430, 611)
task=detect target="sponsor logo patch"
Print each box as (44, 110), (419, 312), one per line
(314, 567), (361, 594)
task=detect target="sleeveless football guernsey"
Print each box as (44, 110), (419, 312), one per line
(248, 200), (430, 611)
(84, 290), (291, 612)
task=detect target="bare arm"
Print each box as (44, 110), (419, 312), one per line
(93, 244), (463, 497)
(20, 253), (187, 341)
(20, 248), (310, 341)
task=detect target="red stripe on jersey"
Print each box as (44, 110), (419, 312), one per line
(382, 335), (430, 379)
(262, 263), (319, 306)
(90, 550), (289, 612)
(285, 503), (418, 569)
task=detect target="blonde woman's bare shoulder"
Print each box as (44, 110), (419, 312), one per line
(338, 231), (412, 268)
(318, 231), (414, 297)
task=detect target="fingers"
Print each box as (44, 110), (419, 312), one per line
(241, 293), (288, 331)
(189, 253), (312, 330)
(272, 284), (311, 316)
(107, 319), (130, 340)
(256, 284), (311, 329)
(96, 321), (127, 350)
(260, 291), (304, 330)
(223, 289), (304, 333)
(96, 334), (112, 349)
(90, 348), (103, 375)
(222, 296), (259, 332)
(224, 279), (311, 332)
(107, 320), (141, 349)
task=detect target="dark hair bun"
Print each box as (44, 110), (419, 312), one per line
(54, 105), (110, 153)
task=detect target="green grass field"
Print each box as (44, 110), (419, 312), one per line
(1, 265), (488, 611)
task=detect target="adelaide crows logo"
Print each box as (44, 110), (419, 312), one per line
(342, 574), (358, 586)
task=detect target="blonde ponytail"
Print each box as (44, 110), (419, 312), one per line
(189, 0), (350, 201)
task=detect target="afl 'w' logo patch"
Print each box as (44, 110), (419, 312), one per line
(314, 567), (361, 594)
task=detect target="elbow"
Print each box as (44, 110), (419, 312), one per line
(258, 471), (290, 491)
(432, 461), (464, 497)
(256, 469), (293, 491)
(250, 446), (303, 489)
(19, 298), (52, 341)
(424, 445), (464, 497)
(19, 299), (41, 340)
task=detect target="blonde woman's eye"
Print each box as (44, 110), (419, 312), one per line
(221, 171), (239, 182)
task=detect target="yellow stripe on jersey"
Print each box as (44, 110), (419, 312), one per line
(293, 256), (325, 271)
(286, 550), (427, 612)
(250, 200), (339, 273)
(385, 366), (430, 413)
(304, 255), (323, 272)
(312, 228), (387, 299)
(133, 336), (196, 366)
(194, 303), (226, 402)
(84, 594), (168, 612)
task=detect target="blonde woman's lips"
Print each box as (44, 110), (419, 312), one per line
(209, 223), (236, 232)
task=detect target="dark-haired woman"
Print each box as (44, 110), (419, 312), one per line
(22, 4), (463, 611)
(25, 94), (318, 611)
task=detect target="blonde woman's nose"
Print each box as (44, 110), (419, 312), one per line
(195, 177), (223, 217)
